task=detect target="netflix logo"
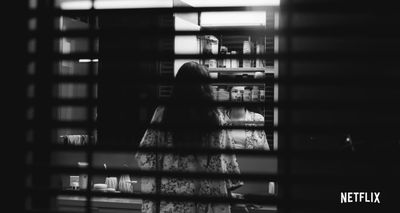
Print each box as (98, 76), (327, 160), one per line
(340, 192), (381, 204)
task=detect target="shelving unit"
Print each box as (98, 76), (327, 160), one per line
(163, 10), (278, 149)
(209, 67), (273, 86)
(198, 12), (276, 149)
(208, 67), (275, 73)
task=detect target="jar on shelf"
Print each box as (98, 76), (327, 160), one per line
(259, 89), (266, 102)
(202, 35), (219, 54)
(202, 35), (219, 68)
(256, 43), (265, 68)
(224, 52), (231, 68)
(251, 86), (260, 102)
(218, 46), (228, 68)
(118, 165), (133, 193)
(243, 41), (252, 68)
(208, 59), (217, 68)
(231, 51), (239, 68)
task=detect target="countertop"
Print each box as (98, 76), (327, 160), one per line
(57, 195), (276, 213)
(57, 195), (142, 210)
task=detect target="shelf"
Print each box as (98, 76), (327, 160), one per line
(226, 120), (265, 126)
(212, 83), (265, 86)
(209, 67), (275, 73)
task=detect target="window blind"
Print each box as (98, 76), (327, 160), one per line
(24, 0), (400, 213)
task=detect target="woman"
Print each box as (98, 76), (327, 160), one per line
(135, 62), (242, 213)
(222, 86), (270, 150)
(220, 87), (273, 198)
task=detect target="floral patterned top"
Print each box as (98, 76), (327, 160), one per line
(219, 109), (270, 150)
(135, 107), (242, 213)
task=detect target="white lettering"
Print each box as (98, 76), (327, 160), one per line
(341, 192), (347, 203)
(348, 193), (353, 202)
(365, 192), (370, 202)
(340, 192), (381, 204)
(354, 192), (359, 202)
(360, 192), (364, 202)
(374, 192), (380, 203)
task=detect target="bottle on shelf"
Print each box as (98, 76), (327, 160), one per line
(77, 162), (88, 190)
(256, 43), (265, 68)
(243, 41), (252, 68)
(218, 46), (228, 68)
(259, 89), (266, 102)
(231, 51), (239, 68)
(202, 35), (218, 68)
(251, 86), (260, 102)
(224, 52), (231, 68)
(202, 35), (218, 54)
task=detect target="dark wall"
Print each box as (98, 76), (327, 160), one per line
(278, 0), (400, 212)
(98, 12), (174, 145)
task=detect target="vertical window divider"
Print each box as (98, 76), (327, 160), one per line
(85, 0), (96, 213)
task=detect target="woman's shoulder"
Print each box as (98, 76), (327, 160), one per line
(216, 108), (228, 124)
(150, 106), (165, 123)
(247, 110), (264, 121)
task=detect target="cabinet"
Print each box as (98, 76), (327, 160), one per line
(57, 196), (141, 213)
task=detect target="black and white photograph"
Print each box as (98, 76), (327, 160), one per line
(12, 0), (400, 212)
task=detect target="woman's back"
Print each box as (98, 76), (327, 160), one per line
(135, 106), (241, 213)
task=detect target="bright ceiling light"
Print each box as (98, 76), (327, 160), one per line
(95, 0), (173, 9)
(181, 0), (280, 7)
(201, 11), (267, 27)
(59, 0), (92, 10)
(60, 0), (173, 10)
(79, 59), (98, 63)
(59, 0), (278, 10)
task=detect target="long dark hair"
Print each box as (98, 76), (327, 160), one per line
(162, 62), (220, 148)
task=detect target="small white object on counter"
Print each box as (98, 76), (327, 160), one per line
(69, 176), (79, 187)
(71, 182), (79, 190)
(94, 183), (107, 191)
(118, 174), (133, 193)
(268, 182), (275, 194)
(77, 162), (88, 190)
(105, 177), (118, 190)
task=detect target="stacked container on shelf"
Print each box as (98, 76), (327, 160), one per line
(201, 36), (265, 69)
(203, 35), (267, 103)
(202, 35), (218, 68)
(244, 40), (266, 68)
(212, 85), (265, 102)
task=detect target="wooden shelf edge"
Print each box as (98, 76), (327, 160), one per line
(209, 67), (275, 73)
